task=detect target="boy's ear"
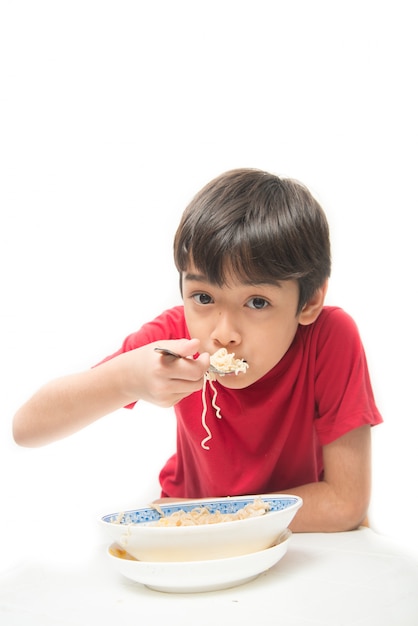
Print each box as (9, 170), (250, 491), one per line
(298, 280), (328, 326)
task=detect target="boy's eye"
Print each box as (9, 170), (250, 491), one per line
(247, 297), (269, 310)
(192, 292), (213, 305)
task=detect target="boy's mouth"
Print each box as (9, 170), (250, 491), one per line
(208, 348), (249, 377)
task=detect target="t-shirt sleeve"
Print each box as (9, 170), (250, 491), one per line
(97, 306), (189, 363)
(313, 308), (383, 445)
(93, 306), (189, 408)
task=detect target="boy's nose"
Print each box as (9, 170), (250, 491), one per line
(210, 312), (241, 347)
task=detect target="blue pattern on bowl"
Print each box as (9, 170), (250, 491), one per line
(102, 496), (299, 526)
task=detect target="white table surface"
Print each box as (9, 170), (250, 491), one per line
(1, 527), (417, 626)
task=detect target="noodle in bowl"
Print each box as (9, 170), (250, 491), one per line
(100, 494), (302, 562)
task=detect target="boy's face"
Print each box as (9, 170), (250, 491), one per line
(182, 265), (302, 389)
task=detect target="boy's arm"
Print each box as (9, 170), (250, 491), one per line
(283, 424), (372, 532)
(13, 339), (209, 448)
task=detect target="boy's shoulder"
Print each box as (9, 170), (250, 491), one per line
(315, 305), (359, 331)
(137, 305), (187, 339)
(304, 305), (363, 352)
(317, 305), (352, 322)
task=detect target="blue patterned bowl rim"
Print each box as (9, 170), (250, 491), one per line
(101, 494), (302, 526)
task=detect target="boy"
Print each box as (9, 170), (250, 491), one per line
(13, 168), (382, 532)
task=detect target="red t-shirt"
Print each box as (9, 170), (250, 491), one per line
(101, 306), (382, 498)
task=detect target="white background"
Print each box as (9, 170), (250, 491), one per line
(1, 0), (417, 570)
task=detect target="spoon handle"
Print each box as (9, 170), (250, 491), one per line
(154, 347), (184, 359)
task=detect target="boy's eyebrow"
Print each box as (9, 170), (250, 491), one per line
(183, 272), (282, 288)
(184, 272), (209, 283)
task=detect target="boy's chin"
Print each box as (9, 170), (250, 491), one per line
(214, 373), (254, 389)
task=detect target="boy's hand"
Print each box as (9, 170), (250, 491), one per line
(121, 338), (210, 408)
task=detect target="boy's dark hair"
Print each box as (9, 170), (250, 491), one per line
(174, 168), (331, 314)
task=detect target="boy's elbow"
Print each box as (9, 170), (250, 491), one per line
(337, 495), (370, 531)
(12, 418), (29, 447)
(12, 410), (38, 447)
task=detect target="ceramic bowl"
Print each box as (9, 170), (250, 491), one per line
(100, 494), (302, 562)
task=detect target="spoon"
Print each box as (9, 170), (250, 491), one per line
(154, 347), (234, 375)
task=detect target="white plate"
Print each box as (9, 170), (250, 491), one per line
(107, 528), (292, 593)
